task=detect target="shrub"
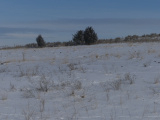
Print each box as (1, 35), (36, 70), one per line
(63, 41), (76, 46)
(36, 75), (54, 92)
(123, 73), (135, 84)
(124, 35), (132, 41)
(25, 43), (38, 48)
(72, 30), (85, 45)
(84, 26), (98, 45)
(36, 35), (46, 48)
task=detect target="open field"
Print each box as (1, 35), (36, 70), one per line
(0, 42), (160, 120)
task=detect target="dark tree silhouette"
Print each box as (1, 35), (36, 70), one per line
(84, 26), (98, 45)
(72, 30), (85, 45)
(36, 35), (46, 47)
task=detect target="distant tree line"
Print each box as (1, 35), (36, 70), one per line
(34, 26), (98, 48)
(24, 27), (160, 48)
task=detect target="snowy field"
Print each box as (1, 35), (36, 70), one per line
(0, 42), (160, 120)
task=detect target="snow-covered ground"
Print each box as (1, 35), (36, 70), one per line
(0, 42), (160, 120)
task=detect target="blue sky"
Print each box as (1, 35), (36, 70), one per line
(1, 0), (160, 46)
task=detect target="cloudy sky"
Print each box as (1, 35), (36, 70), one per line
(1, 0), (160, 46)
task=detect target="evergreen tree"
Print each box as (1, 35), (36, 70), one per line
(36, 35), (46, 47)
(84, 26), (98, 45)
(72, 30), (85, 45)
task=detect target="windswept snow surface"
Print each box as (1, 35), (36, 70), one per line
(0, 42), (160, 120)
